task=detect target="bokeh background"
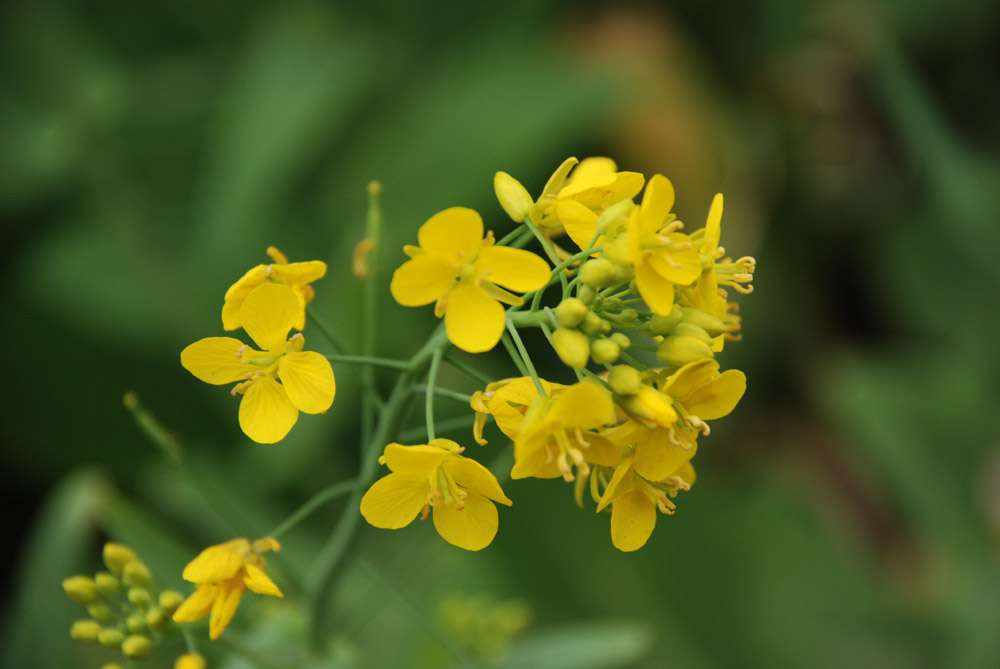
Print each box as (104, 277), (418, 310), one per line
(3, 0), (999, 667)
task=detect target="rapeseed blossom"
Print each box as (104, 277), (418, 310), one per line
(172, 537), (282, 640)
(181, 282), (336, 443)
(222, 246), (326, 332)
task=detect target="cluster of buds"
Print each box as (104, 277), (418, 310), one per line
(63, 542), (188, 667)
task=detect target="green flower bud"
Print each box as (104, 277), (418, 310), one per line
(680, 307), (727, 337)
(145, 607), (166, 629)
(580, 312), (604, 335)
(646, 306), (684, 335)
(103, 543), (138, 576)
(127, 587), (153, 608)
(602, 296), (622, 310)
(122, 561), (152, 588)
(596, 199), (634, 233)
(126, 613), (147, 634)
(618, 308), (638, 322)
(590, 338), (621, 365)
(158, 590), (185, 616)
(657, 335), (714, 367)
(101, 663), (125, 669)
(88, 603), (115, 622)
(554, 297), (588, 327)
(610, 332), (631, 350)
(608, 366), (642, 396)
(579, 258), (616, 288)
(670, 322), (713, 344)
(97, 627), (125, 648)
(552, 328), (590, 369)
(494, 172), (533, 223)
(70, 619), (101, 642)
(578, 284), (597, 305)
(599, 319), (612, 334)
(62, 575), (99, 605)
(122, 634), (153, 659)
(94, 572), (121, 596)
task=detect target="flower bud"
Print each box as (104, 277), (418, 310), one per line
(590, 338), (620, 365)
(680, 307), (727, 337)
(94, 572), (121, 596)
(671, 322), (713, 345)
(145, 607), (167, 629)
(580, 312), (604, 335)
(647, 307), (684, 335)
(657, 335), (714, 367)
(552, 328), (590, 369)
(596, 199), (634, 233)
(554, 297), (588, 327)
(494, 172), (533, 223)
(70, 619), (101, 642)
(618, 308), (638, 322)
(62, 576), (99, 604)
(579, 258), (616, 288)
(126, 613), (147, 634)
(122, 561), (152, 588)
(103, 543), (138, 576)
(101, 664), (125, 669)
(159, 590), (185, 616)
(610, 332), (631, 350)
(176, 654), (207, 669)
(97, 627), (125, 648)
(88, 603), (115, 622)
(578, 285), (597, 305)
(122, 634), (153, 659)
(128, 587), (153, 608)
(608, 366), (642, 396)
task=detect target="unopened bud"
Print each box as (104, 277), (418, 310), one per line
(63, 576), (99, 604)
(579, 258), (616, 288)
(618, 308), (638, 322)
(580, 312), (604, 335)
(680, 307), (727, 337)
(671, 322), (713, 344)
(97, 627), (125, 648)
(608, 366), (642, 396)
(122, 634), (153, 659)
(88, 603), (115, 622)
(70, 619), (101, 642)
(103, 543), (138, 576)
(126, 613), (147, 634)
(578, 285), (597, 305)
(596, 199), (634, 234)
(176, 654), (207, 669)
(494, 172), (533, 223)
(159, 590), (185, 616)
(145, 607), (166, 629)
(552, 328), (590, 369)
(101, 664), (125, 669)
(122, 561), (152, 588)
(128, 587), (152, 608)
(590, 338), (621, 365)
(94, 572), (120, 596)
(610, 332), (631, 350)
(554, 297), (588, 327)
(647, 306), (684, 335)
(657, 335), (714, 367)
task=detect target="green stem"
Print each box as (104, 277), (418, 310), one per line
(522, 215), (561, 266)
(399, 415), (474, 442)
(506, 319), (544, 395)
(361, 181), (383, 450)
(500, 332), (528, 377)
(411, 385), (473, 404)
(443, 353), (494, 386)
(425, 348), (443, 441)
(324, 354), (408, 369)
(264, 478), (361, 540)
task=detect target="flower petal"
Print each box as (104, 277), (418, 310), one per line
(447, 456), (512, 506)
(389, 254), (457, 306)
(278, 351), (335, 414)
(418, 207), (483, 258)
(380, 443), (449, 475)
(476, 246), (550, 293)
(596, 458), (634, 513)
(610, 488), (656, 552)
(181, 337), (249, 385)
(269, 260), (327, 286)
(639, 174), (675, 232)
(222, 265), (269, 330)
(635, 432), (697, 482)
(648, 242), (701, 285)
(208, 582), (242, 639)
(703, 193), (723, 252)
(635, 261), (676, 315)
(240, 283), (299, 352)
(238, 376), (298, 444)
(172, 585), (217, 623)
(360, 473), (429, 529)
(557, 199), (600, 251)
(444, 281), (505, 353)
(548, 382), (615, 430)
(686, 369), (746, 420)
(182, 543), (247, 583)
(243, 564), (282, 597)
(432, 491), (499, 551)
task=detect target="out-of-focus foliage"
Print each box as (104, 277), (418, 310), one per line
(2, 0), (998, 667)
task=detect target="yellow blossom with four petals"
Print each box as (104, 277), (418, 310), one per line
(222, 246), (326, 332)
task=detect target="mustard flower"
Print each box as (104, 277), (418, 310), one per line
(222, 246), (326, 332)
(511, 381), (621, 482)
(596, 453), (696, 552)
(172, 538), (282, 640)
(181, 282), (336, 443)
(625, 174), (702, 314)
(361, 439), (513, 551)
(389, 207), (550, 353)
(470, 376), (564, 446)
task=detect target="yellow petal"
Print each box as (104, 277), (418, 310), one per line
(269, 260), (327, 286)
(703, 193), (723, 252)
(639, 174), (675, 231)
(182, 543), (247, 583)
(557, 199), (600, 251)
(476, 246), (550, 293)
(648, 242), (701, 285)
(444, 281), (505, 353)
(580, 433), (623, 467)
(243, 564), (282, 597)
(432, 491), (499, 551)
(208, 582), (242, 639)
(222, 265), (268, 331)
(278, 351), (335, 414)
(677, 462), (697, 486)
(172, 585), (217, 623)
(664, 359), (719, 400)
(634, 432), (697, 482)
(565, 157), (617, 183)
(417, 207), (483, 259)
(238, 376), (298, 444)
(540, 157), (579, 198)
(181, 337), (249, 385)
(239, 283), (299, 352)
(389, 254), (457, 306)
(359, 473), (429, 529)
(596, 458), (634, 513)
(447, 456), (513, 506)
(380, 443), (450, 475)
(610, 488), (656, 552)
(548, 382), (615, 430)
(635, 261), (676, 315)
(686, 369), (746, 420)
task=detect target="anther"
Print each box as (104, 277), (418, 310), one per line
(235, 345), (248, 359)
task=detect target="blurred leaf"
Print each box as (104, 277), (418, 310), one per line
(502, 620), (654, 669)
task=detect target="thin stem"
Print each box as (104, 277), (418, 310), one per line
(411, 385), (473, 404)
(522, 215), (561, 266)
(497, 226), (532, 247)
(361, 182), (383, 450)
(506, 319), (544, 396)
(306, 307), (349, 354)
(264, 478), (360, 540)
(443, 353), (494, 386)
(500, 332), (528, 377)
(399, 415), (474, 442)
(425, 348), (443, 441)
(324, 354), (408, 369)
(618, 350), (648, 371)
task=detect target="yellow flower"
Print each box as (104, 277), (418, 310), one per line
(175, 654), (206, 669)
(361, 439), (513, 551)
(389, 207), (550, 353)
(625, 175), (702, 314)
(172, 538), (282, 640)
(181, 283), (336, 443)
(470, 376), (564, 446)
(511, 381), (621, 482)
(596, 453), (696, 552)
(222, 246), (326, 332)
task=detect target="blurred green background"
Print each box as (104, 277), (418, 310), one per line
(3, 0), (999, 667)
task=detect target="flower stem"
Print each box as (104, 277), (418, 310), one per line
(425, 348), (443, 441)
(443, 353), (494, 386)
(324, 354), (408, 369)
(361, 182), (383, 449)
(264, 478), (361, 540)
(410, 385), (473, 404)
(506, 319), (545, 396)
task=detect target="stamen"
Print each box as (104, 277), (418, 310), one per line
(556, 451), (574, 482)
(419, 504), (430, 521)
(235, 344), (249, 359)
(656, 495), (677, 515)
(574, 428), (591, 449)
